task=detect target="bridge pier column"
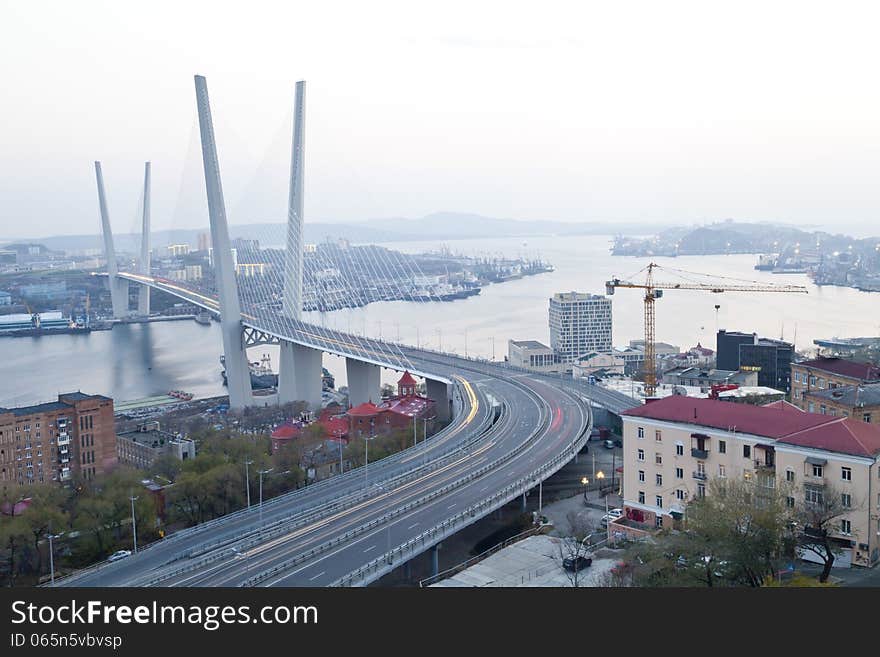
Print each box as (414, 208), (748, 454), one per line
(522, 492), (528, 512)
(346, 359), (381, 407)
(431, 544), (441, 577)
(426, 379), (451, 421)
(279, 342), (323, 410)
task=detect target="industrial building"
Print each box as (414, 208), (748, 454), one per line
(116, 421), (196, 470)
(507, 340), (558, 373)
(548, 291), (612, 362)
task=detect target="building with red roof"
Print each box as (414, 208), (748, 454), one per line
(346, 371), (436, 439)
(615, 395), (880, 568)
(791, 357), (880, 411)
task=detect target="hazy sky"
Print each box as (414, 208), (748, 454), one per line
(3, 0), (880, 240)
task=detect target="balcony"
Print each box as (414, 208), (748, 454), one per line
(754, 459), (775, 471)
(59, 468), (71, 481)
(693, 471), (708, 481)
(59, 454), (69, 464)
(56, 433), (70, 445)
(691, 448), (709, 460)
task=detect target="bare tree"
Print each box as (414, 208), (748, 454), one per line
(549, 510), (595, 587)
(794, 482), (857, 583)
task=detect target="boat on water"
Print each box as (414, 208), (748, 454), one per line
(220, 354), (278, 389)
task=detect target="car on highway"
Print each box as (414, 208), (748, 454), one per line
(599, 508), (623, 527)
(107, 549), (132, 562)
(563, 555), (593, 572)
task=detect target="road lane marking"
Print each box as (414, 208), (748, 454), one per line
(407, 522), (419, 529)
(309, 571), (325, 581)
(363, 545), (376, 553)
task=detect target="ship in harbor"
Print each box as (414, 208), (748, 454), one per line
(220, 353), (278, 389)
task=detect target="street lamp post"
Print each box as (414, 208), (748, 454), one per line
(437, 328), (442, 352)
(258, 468), (273, 525)
(489, 336), (495, 361)
(464, 329), (468, 358)
(374, 483), (392, 564)
(581, 477), (589, 502)
(244, 459), (253, 510)
(129, 494), (139, 554)
(596, 470), (606, 498)
(47, 531), (63, 586)
(365, 418), (375, 488)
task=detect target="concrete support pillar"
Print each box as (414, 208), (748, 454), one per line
(194, 75), (251, 410)
(522, 492), (528, 512)
(138, 161), (151, 316)
(427, 379), (451, 421)
(94, 161), (128, 319)
(346, 359), (381, 407)
(431, 544), (441, 577)
(279, 341), (323, 409)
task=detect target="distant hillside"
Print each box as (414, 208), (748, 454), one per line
(3, 213), (662, 254)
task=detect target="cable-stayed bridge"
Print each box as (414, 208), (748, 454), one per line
(60, 76), (636, 587)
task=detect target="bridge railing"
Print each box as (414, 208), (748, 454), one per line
(329, 413), (591, 587)
(240, 384), (589, 587)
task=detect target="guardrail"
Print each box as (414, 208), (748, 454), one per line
(52, 377), (495, 586)
(240, 384), (588, 587)
(329, 405), (591, 587)
(418, 526), (543, 587)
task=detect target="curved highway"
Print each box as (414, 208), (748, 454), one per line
(59, 275), (634, 587)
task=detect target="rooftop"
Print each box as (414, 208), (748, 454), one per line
(622, 396), (880, 458)
(793, 357), (880, 381)
(807, 382), (880, 407)
(510, 340), (551, 350)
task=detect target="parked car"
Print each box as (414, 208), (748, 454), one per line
(600, 508), (623, 527)
(563, 555), (593, 572)
(603, 439), (615, 449)
(613, 437), (623, 447)
(107, 549), (132, 562)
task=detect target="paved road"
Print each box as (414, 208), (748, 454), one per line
(58, 275), (608, 587)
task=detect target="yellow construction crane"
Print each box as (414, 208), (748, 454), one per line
(606, 262), (808, 397)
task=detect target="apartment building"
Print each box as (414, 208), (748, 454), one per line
(790, 357), (880, 409)
(618, 396), (880, 568)
(0, 392), (116, 488)
(802, 383), (880, 424)
(548, 291), (612, 362)
(507, 340), (559, 373)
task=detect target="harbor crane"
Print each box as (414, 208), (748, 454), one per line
(606, 263), (808, 397)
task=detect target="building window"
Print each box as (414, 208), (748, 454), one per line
(794, 372), (800, 383)
(655, 453), (662, 465)
(743, 445), (751, 459)
(841, 493), (852, 508)
(786, 469), (795, 482)
(655, 430), (662, 442)
(638, 470), (645, 482)
(840, 519), (851, 535)
(676, 489), (685, 500)
(638, 491), (645, 504)
(656, 473), (662, 486)
(841, 467), (851, 482)
(812, 464), (824, 478)
(809, 376), (816, 386)
(718, 464), (726, 478)
(655, 495), (663, 508)
(864, 413), (872, 423)
(808, 402), (815, 412)
(805, 485), (824, 506)
(637, 427), (644, 439)
(675, 467), (684, 479)
(820, 405), (827, 415)
(675, 443), (683, 456)
(786, 496), (795, 508)
(718, 440), (726, 454)
(637, 449), (645, 462)
(655, 516), (663, 528)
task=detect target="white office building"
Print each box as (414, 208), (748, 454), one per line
(549, 291), (612, 362)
